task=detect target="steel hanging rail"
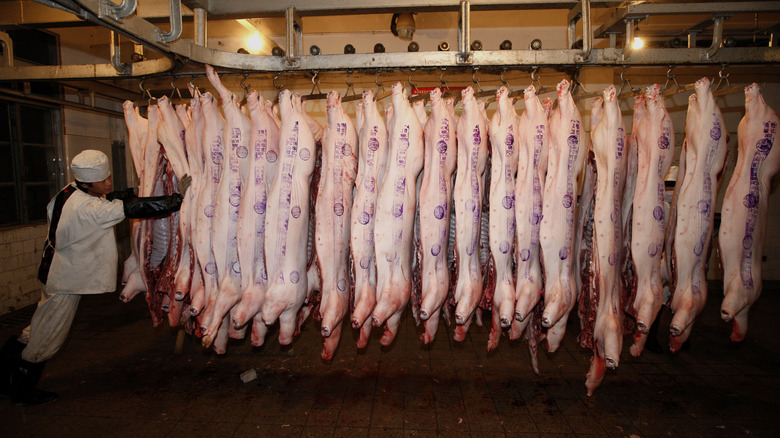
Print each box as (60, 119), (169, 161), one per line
(1, 0), (779, 82)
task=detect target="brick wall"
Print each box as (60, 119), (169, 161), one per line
(0, 224), (47, 314)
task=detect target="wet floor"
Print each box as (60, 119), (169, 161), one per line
(1, 280), (778, 437)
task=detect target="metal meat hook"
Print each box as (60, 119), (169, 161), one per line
(273, 72), (284, 91)
(311, 71), (321, 94)
(472, 68), (482, 92)
(662, 65), (680, 93)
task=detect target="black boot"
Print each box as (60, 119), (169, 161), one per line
(0, 337), (26, 398)
(11, 359), (58, 406)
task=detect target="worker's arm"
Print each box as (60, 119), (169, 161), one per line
(106, 175), (191, 219)
(121, 193), (184, 219)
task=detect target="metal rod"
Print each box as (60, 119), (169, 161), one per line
(705, 17), (724, 59)
(578, 0), (591, 61)
(622, 19), (635, 61)
(194, 7), (207, 46)
(286, 6), (303, 66)
(109, 30), (129, 74)
(458, 0), (471, 63)
(156, 0), (182, 44)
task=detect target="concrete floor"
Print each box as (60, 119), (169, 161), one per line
(1, 281), (778, 437)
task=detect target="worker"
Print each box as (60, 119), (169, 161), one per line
(0, 149), (190, 406)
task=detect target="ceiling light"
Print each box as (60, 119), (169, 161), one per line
(391, 13), (416, 41)
(247, 31), (263, 53)
(632, 37), (644, 50)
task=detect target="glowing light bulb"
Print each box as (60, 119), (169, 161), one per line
(247, 32), (263, 53)
(632, 37), (644, 50)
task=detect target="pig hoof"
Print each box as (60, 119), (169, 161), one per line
(231, 318), (241, 329)
(371, 316), (380, 327)
(500, 316), (510, 328)
(455, 314), (465, 325)
(174, 292), (184, 301)
(541, 316), (551, 328)
(515, 311), (525, 322)
(321, 326), (331, 337)
(419, 309), (429, 321)
(605, 357), (618, 369)
(720, 309), (733, 322)
(636, 321), (648, 333)
(669, 325), (682, 336)
(351, 319), (361, 329)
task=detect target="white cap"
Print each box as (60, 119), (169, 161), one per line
(71, 150), (110, 183)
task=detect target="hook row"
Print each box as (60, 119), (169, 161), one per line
(143, 65), (740, 103)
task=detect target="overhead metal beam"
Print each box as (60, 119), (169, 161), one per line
(594, 2), (780, 38)
(0, 57), (175, 81)
(173, 46), (780, 72)
(5, 0), (777, 83)
(180, 0), (621, 18)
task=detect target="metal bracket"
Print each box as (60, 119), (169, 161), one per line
(155, 0), (182, 44)
(568, 0), (592, 62)
(0, 31), (13, 67)
(457, 0), (472, 64)
(704, 16), (726, 59)
(100, 0), (137, 21)
(110, 30), (130, 74)
(621, 19), (637, 61)
(286, 6), (303, 66)
(194, 7), (207, 46)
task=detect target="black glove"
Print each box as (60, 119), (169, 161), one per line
(123, 193), (183, 219)
(106, 187), (137, 202)
(179, 174), (192, 196)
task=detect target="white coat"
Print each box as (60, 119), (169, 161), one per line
(44, 183), (125, 295)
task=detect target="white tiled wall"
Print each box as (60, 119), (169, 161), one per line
(0, 225), (47, 314)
